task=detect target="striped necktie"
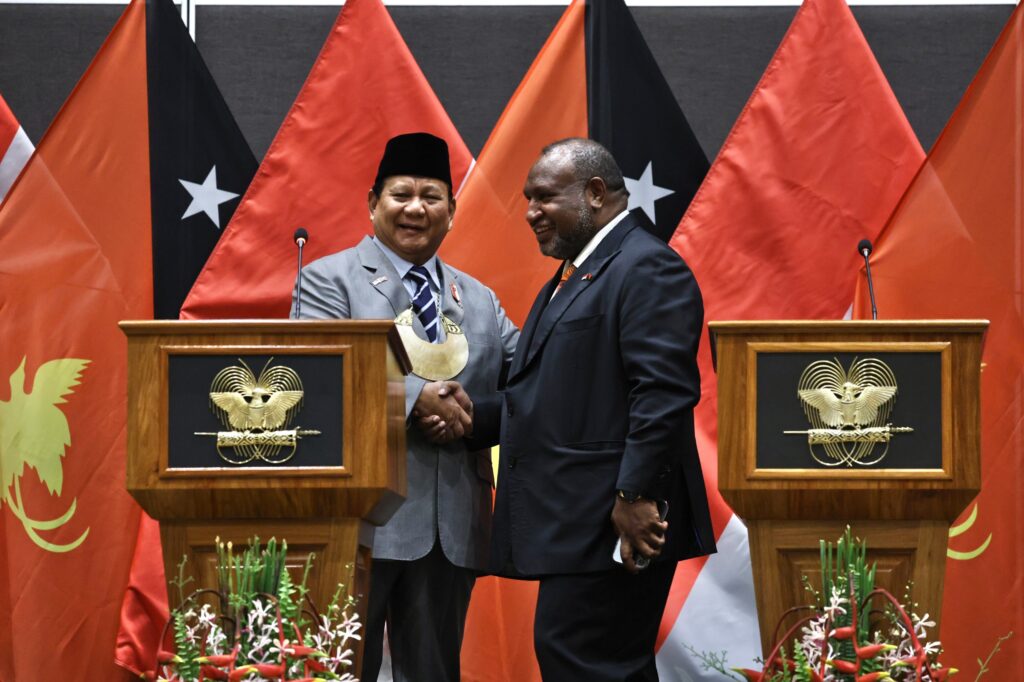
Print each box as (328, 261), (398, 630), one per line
(405, 265), (439, 343)
(555, 262), (577, 294)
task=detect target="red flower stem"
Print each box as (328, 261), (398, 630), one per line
(761, 615), (817, 677)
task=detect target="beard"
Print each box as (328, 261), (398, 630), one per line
(540, 203), (597, 260)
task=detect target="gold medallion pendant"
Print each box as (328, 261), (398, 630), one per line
(394, 308), (469, 380)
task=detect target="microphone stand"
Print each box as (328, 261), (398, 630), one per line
(861, 246), (878, 320)
(292, 229), (308, 319)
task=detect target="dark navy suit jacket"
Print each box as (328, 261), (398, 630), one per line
(476, 210), (717, 577)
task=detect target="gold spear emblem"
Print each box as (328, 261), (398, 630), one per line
(785, 357), (913, 467)
(195, 358), (320, 465)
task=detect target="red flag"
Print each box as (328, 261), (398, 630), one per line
(180, 0), (472, 320)
(0, 93), (33, 201)
(0, 1), (150, 678)
(664, 0), (924, 673)
(439, 0), (585, 326)
(853, 4), (1024, 674)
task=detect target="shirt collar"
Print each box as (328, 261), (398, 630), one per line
(373, 236), (442, 290)
(571, 209), (629, 269)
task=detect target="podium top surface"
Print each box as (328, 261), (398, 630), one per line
(119, 319), (399, 335)
(708, 319), (989, 334)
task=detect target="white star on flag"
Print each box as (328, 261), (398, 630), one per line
(179, 165), (239, 228)
(624, 161), (674, 224)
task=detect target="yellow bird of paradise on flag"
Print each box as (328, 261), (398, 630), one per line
(0, 356), (91, 553)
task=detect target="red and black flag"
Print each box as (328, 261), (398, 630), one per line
(447, 1), (706, 678)
(587, 0), (708, 241)
(181, 0), (471, 320)
(146, 0), (256, 318)
(441, 0), (707, 326)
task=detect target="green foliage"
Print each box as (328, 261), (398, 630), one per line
(172, 609), (201, 679)
(791, 646), (812, 682)
(169, 555), (194, 607)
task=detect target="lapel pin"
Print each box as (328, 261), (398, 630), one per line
(372, 276), (389, 286)
(581, 273), (594, 281)
(450, 282), (463, 307)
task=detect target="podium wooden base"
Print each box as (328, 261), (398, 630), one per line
(160, 517), (373, 672)
(747, 519), (948, 655)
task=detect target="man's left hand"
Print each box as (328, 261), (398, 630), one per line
(611, 497), (667, 574)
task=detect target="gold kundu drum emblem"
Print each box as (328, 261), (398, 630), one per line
(195, 358), (320, 465)
(785, 357), (913, 467)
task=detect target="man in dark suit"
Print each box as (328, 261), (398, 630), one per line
(465, 138), (716, 680)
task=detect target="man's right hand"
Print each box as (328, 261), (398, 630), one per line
(412, 381), (473, 444)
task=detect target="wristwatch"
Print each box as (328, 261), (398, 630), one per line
(616, 489), (643, 503)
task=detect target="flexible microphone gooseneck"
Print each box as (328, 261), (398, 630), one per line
(292, 227), (309, 319)
(858, 238), (878, 320)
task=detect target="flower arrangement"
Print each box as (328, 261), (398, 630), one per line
(689, 528), (1012, 682)
(140, 537), (362, 682)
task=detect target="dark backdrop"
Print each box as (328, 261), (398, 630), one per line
(0, 4), (1013, 161)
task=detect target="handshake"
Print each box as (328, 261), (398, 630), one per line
(412, 380), (474, 445)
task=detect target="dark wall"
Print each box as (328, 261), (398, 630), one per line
(0, 4), (1013, 161)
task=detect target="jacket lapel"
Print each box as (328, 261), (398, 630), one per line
(437, 261), (465, 329)
(518, 253), (617, 370)
(356, 236), (409, 317)
(509, 268), (561, 378)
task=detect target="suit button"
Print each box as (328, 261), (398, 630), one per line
(508, 456), (517, 470)
(507, 404), (514, 417)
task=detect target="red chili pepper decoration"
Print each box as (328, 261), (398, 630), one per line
(198, 665), (230, 681)
(156, 650), (183, 664)
(198, 654), (236, 667)
(253, 662), (285, 678)
(855, 642), (895, 659)
(828, 658), (859, 674)
(228, 666), (256, 682)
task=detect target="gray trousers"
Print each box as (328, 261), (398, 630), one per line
(360, 542), (476, 682)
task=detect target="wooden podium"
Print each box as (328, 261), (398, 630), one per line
(710, 320), (986, 654)
(120, 320), (409, 655)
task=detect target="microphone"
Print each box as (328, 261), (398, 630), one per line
(858, 238), (878, 320)
(292, 228), (309, 319)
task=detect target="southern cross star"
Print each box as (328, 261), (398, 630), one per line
(179, 165), (239, 228)
(624, 161), (674, 224)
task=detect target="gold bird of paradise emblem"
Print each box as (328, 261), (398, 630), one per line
(0, 357), (91, 553)
(196, 358), (320, 465)
(785, 357), (913, 467)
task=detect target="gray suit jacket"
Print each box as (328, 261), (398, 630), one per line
(294, 236), (518, 570)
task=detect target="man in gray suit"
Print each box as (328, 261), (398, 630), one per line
(293, 133), (518, 682)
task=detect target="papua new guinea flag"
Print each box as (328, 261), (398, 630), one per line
(180, 0), (471, 320)
(146, 0), (257, 318)
(448, 2), (708, 680)
(0, 0), (256, 674)
(441, 0), (708, 326)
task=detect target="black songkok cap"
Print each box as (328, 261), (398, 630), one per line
(373, 132), (452, 191)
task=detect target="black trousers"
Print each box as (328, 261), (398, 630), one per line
(533, 561), (676, 681)
(360, 542), (476, 682)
